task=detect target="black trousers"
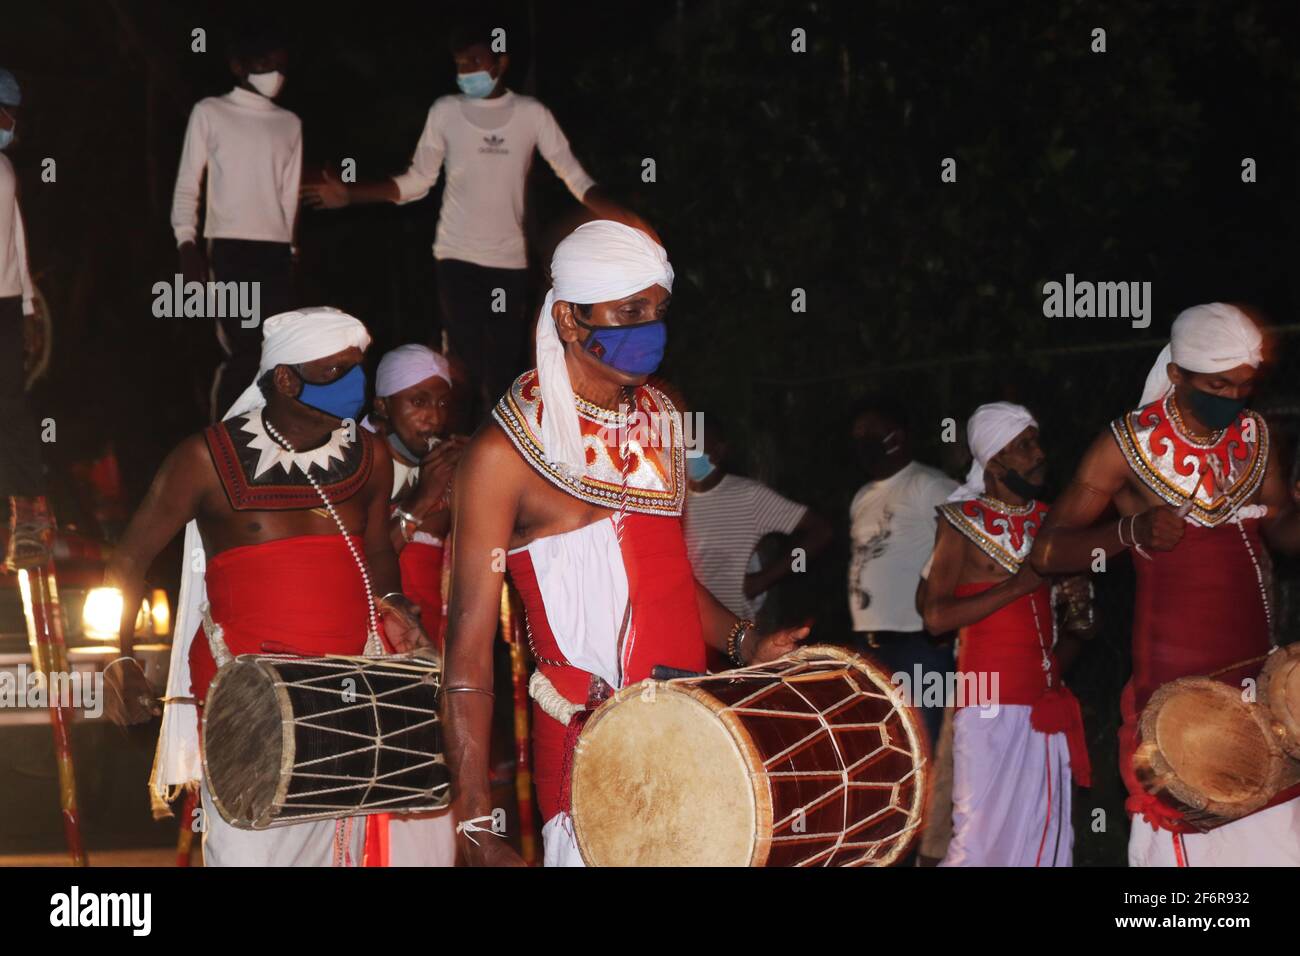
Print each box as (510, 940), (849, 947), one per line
(0, 296), (46, 496)
(436, 257), (530, 419)
(208, 238), (293, 419)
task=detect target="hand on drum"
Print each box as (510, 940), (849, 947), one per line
(104, 657), (162, 726)
(378, 594), (433, 655)
(748, 623), (812, 664)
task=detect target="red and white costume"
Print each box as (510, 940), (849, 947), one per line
(192, 411), (375, 866)
(494, 369), (704, 866)
(152, 309), (375, 867)
(938, 496), (1089, 867)
(1112, 393), (1300, 865)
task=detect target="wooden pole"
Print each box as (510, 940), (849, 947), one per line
(499, 583), (537, 865)
(18, 564), (88, 865)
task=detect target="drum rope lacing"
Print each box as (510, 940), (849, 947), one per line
(711, 655), (922, 865)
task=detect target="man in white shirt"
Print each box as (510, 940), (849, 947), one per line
(684, 416), (832, 626)
(847, 398), (958, 746)
(302, 19), (642, 417)
(171, 30), (302, 419)
(0, 68), (53, 571)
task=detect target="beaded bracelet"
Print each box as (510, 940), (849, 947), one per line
(727, 619), (756, 667)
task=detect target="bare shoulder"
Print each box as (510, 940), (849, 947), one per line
(459, 422), (527, 493)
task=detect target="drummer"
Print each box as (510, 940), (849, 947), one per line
(442, 220), (810, 866)
(1031, 303), (1300, 866)
(361, 343), (467, 866)
(920, 402), (1091, 866)
(104, 308), (431, 867)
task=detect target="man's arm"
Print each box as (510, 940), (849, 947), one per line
(1030, 429), (1183, 574)
(13, 201), (34, 316)
(106, 436), (210, 658)
(693, 575), (810, 665)
(361, 445), (401, 596)
(743, 508), (833, 599)
(102, 436), (210, 724)
(302, 106), (442, 209)
(443, 429), (525, 865)
(171, 104), (208, 250)
(921, 520), (1040, 634)
(282, 119), (304, 243)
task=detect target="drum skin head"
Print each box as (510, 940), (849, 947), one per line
(203, 659), (289, 828)
(571, 686), (760, 866)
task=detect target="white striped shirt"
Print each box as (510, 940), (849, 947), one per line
(684, 474), (808, 620)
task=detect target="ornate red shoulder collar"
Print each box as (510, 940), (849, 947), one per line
(939, 496), (1049, 573)
(491, 369), (685, 517)
(205, 412), (373, 511)
(1110, 394), (1267, 528)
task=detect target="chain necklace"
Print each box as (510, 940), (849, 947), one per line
(263, 415), (382, 652)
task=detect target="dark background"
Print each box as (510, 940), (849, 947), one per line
(4, 0), (1300, 864)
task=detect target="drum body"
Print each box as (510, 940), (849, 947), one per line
(1260, 644), (1300, 760)
(1135, 676), (1300, 831)
(203, 654), (450, 829)
(570, 645), (926, 866)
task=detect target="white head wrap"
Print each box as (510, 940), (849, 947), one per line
(152, 307), (372, 804)
(948, 402), (1038, 502)
(1137, 303), (1263, 406)
(375, 344), (451, 398)
(535, 220), (673, 476)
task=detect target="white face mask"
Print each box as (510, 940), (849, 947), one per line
(247, 70), (285, 99)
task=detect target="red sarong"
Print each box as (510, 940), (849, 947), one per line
(398, 540), (444, 649)
(508, 513), (707, 822)
(1120, 521), (1272, 830)
(954, 581), (1090, 786)
(188, 534), (372, 705)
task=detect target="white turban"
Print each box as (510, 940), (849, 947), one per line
(536, 220), (674, 476)
(1137, 303), (1263, 406)
(375, 344), (451, 398)
(948, 402), (1038, 502)
(223, 307), (372, 421)
(152, 307), (372, 805)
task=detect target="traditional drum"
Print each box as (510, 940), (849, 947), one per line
(203, 653), (450, 829)
(1259, 643), (1300, 760)
(569, 645), (927, 866)
(1134, 675), (1300, 831)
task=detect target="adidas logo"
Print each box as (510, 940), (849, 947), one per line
(479, 134), (508, 154)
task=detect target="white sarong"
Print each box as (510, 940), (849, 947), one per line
(1128, 796), (1300, 867)
(199, 781), (366, 867)
(941, 705), (1073, 867)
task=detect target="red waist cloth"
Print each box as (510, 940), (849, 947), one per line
(508, 513), (706, 821)
(955, 582), (1057, 705)
(1120, 520), (1272, 831)
(399, 540), (444, 650)
(188, 534), (372, 704)
(954, 581), (1089, 785)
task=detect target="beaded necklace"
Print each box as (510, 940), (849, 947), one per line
(263, 415), (383, 655)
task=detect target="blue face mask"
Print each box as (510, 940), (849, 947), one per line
(687, 452), (716, 482)
(576, 317), (667, 376)
(457, 70), (496, 98)
(0, 111), (14, 151)
(294, 364), (367, 422)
